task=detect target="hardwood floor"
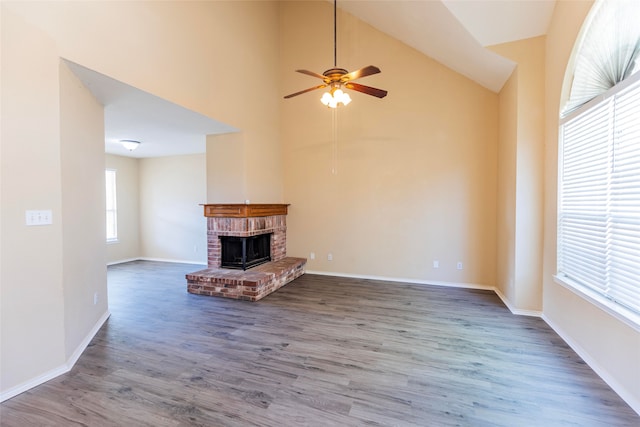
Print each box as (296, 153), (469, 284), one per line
(1, 261), (638, 426)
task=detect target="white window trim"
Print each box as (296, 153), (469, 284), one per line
(105, 168), (118, 243)
(557, 70), (640, 330)
(554, 275), (640, 332)
(561, 69), (640, 125)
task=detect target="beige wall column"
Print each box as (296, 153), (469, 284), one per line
(495, 68), (518, 309)
(59, 61), (110, 360)
(492, 36), (546, 313)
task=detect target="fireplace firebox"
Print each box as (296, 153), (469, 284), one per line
(187, 204), (306, 301)
(220, 233), (271, 270)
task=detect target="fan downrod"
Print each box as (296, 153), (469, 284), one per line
(283, 0), (387, 102)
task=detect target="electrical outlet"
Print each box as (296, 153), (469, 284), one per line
(457, 262), (463, 270)
(93, 292), (98, 305)
(310, 252), (315, 260)
(433, 260), (439, 268)
(327, 253), (333, 261)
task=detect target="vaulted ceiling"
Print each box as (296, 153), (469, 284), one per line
(70, 0), (556, 158)
(339, 0), (555, 92)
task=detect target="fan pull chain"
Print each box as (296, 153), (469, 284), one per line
(331, 108), (338, 175)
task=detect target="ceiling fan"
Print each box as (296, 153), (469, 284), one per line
(284, 0), (388, 108)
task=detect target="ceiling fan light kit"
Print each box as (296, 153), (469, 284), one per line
(321, 85), (352, 108)
(284, 0), (387, 108)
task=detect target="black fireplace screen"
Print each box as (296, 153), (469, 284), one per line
(220, 233), (272, 270)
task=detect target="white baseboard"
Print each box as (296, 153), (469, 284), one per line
(0, 310), (111, 403)
(542, 314), (640, 416)
(108, 257), (206, 266)
(306, 270), (542, 317)
(107, 257), (139, 266)
(0, 365), (68, 403)
(493, 287), (543, 317)
(66, 310), (111, 368)
(138, 257), (207, 265)
(305, 269), (495, 291)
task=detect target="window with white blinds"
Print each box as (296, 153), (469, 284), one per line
(558, 73), (640, 324)
(106, 169), (118, 242)
(561, 0), (640, 116)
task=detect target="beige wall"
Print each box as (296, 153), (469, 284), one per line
(513, 37), (545, 312)
(206, 133), (246, 203)
(106, 153), (206, 265)
(201, 1), (282, 203)
(6, 0), (282, 204)
(281, 1), (498, 286)
(543, 0), (640, 411)
(59, 61), (109, 359)
(495, 70), (518, 302)
(139, 154), (207, 264)
(1, 7), (67, 396)
(492, 36), (546, 312)
(105, 154), (140, 264)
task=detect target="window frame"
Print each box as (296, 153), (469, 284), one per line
(105, 168), (118, 243)
(556, 70), (640, 332)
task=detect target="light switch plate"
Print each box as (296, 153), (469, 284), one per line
(26, 210), (53, 226)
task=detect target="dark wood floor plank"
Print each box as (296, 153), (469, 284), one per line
(1, 260), (637, 426)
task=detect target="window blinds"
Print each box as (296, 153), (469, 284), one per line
(106, 170), (118, 242)
(558, 75), (640, 317)
(562, 0), (640, 116)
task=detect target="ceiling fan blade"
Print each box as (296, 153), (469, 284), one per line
(342, 65), (381, 82)
(344, 82), (388, 98)
(296, 69), (327, 80)
(284, 84), (327, 99)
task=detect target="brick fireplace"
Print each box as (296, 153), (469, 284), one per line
(204, 204), (288, 268)
(186, 204), (306, 301)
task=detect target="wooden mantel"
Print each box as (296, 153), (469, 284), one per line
(201, 204), (289, 218)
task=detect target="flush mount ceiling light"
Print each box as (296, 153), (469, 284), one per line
(120, 140), (141, 151)
(283, 0), (387, 108)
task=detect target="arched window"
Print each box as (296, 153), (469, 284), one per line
(557, 0), (640, 328)
(562, 0), (640, 115)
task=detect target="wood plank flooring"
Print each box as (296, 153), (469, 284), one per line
(1, 260), (638, 426)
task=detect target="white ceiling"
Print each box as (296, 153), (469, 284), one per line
(443, 0), (556, 47)
(339, 0), (556, 92)
(65, 61), (237, 159)
(67, 1), (555, 159)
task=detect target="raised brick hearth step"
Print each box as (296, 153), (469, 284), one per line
(186, 257), (306, 301)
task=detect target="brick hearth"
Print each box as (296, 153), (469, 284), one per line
(186, 257), (306, 301)
(186, 204), (306, 301)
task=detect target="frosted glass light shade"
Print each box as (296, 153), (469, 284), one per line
(120, 140), (141, 151)
(320, 87), (352, 108)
